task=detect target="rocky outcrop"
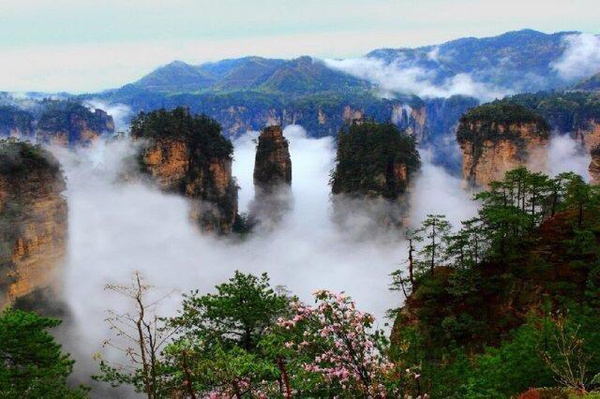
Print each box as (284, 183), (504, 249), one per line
(253, 126), (292, 188)
(0, 106), (34, 138)
(330, 121), (420, 230)
(494, 93), (600, 157)
(249, 125), (292, 226)
(0, 140), (67, 308)
(132, 108), (238, 234)
(457, 104), (550, 187)
(36, 101), (114, 146)
(574, 119), (600, 153)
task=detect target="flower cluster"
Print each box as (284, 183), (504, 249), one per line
(277, 290), (400, 397)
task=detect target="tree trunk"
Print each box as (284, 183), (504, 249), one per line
(277, 355), (292, 398)
(134, 274), (153, 399)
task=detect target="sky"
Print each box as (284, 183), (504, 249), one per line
(0, 0), (598, 93)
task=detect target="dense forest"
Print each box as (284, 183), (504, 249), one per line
(456, 102), (550, 145)
(331, 120), (421, 199)
(131, 107), (234, 161)
(496, 92), (600, 134)
(390, 168), (600, 398)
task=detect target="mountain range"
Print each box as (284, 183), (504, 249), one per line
(86, 30), (596, 141)
(124, 29), (586, 97)
(1, 29), (599, 172)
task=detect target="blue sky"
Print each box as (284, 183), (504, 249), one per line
(0, 0), (598, 92)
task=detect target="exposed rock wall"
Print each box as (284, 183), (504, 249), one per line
(457, 104), (550, 187)
(0, 141), (67, 308)
(575, 119), (600, 153)
(139, 137), (238, 234)
(132, 108), (238, 234)
(0, 106), (34, 139)
(253, 125), (292, 188)
(36, 102), (115, 146)
(168, 96), (468, 142)
(250, 125), (292, 226)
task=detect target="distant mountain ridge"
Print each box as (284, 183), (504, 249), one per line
(575, 72), (600, 91)
(131, 56), (371, 95)
(4, 29), (599, 174)
(365, 29), (583, 93)
(130, 29), (588, 98)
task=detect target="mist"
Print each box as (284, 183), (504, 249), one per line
(547, 134), (592, 180)
(83, 100), (133, 132)
(49, 124), (490, 390)
(551, 33), (600, 81)
(44, 118), (596, 396)
(324, 57), (511, 102)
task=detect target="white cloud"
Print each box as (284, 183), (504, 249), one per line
(0, 31), (440, 93)
(427, 46), (441, 62)
(547, 134), (591, 180)
(1, 0), (598, 93)
(324, 57), (511, 101)
(552, 33), (600, 81)
(84, 100), (132, 132)
(50, 124), (487, 388)
(409, 149), (478, 227)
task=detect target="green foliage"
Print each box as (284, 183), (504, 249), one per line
(0, 139), (62, 179)
(131, 107), (233, 159)
(173, 271), (289, 351)
(457, 102), (550, 145)
(497, 91), (600, 133)
(160, 272), (291, 396)
(331, 120), (420, 199)
(391, 166), (600, 397)
(0, 106), (34, 135)
(0, 308), (87, 398)
(37, 100), (113, 143)
(415, 214), (452, 275)
(132, 56), (371, 97)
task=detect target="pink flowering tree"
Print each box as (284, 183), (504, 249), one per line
(275, 290), (405, 397)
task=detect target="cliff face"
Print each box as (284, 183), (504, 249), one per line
(36, 102), (115, 146)
(197, 101), (441, 143)
(132, 108), (238, 234)
(575, 119), (600, 153)
(0, 141), (67, 308)
(457, 104), (550, 187)
(253, 125), (292, 189)
(250, 125), (292, 226)
(0, 106), (34, 138)
(590, 146), (600, 185)
(495, 92), (600, 157)
(105, 85), (477, 146)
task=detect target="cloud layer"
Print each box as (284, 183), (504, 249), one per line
(552, 33), (600, 81)
(324, 58), (511, 102)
